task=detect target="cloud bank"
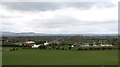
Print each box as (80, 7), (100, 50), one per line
(0, 2), (118, 34)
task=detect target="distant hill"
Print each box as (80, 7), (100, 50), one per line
(1, 31), (44, 36)
(1, 31), (17, 36)
(1, 31), (118, 37)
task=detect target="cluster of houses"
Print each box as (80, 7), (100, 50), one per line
(14, 41), (50, 48)
(14, 40), (113, 48)
(72, 42), (113, 47)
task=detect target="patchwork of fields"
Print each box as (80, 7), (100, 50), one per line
(2, 48), (118, 65)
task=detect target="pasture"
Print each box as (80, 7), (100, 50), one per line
(2, 48), (118, 65)
(0, 47), (2, 66)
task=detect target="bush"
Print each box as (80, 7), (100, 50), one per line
(89, 47), (93, 50)
(68, 46), (72, 50)
(61, 47), (64, 50)
(51, 46), (55, 49)
(13, 47), (16, 50)
(38, 45), (46, 49)
(101, 47), (106, 50)
(9, 48), (13, 51)
(63, 46), (69, 50)
(119, 47), (120, 50)
(84, 47), (89, 50)
(96, 47), (100, 50)
(48, 46), (52, 50)
(107, 47), (112, 50)
(59, 47), (64, 50)
(9, 47), (18, 51)
(15, 48), (19, 50)
(77, 48), (81, 51)
(93, 47), (97, 50)
(55, 46), (60, 50)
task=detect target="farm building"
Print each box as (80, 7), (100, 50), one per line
(99, 44), (113, 46)
(73, 42), (81, 46)
(24, 41), (36, 48)
(14, 42), (23, 46)
(93, 44), (98, 46)
(32, 44), (40, 48)
(52, 40), (61, 45)
(84, 43), (90, 46)
(73, 42), (90, 47)
(44, 41), (49, 46)
(71, 45), (74, 47)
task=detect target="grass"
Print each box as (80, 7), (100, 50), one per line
(0, 47), (2, 66)
(2, 48), (118, 65)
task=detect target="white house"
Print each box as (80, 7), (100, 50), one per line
(71, 45), (74, 47)
(24, 41), (36, 48)
(25, 41), (35, 44)
(100, 44), (113, 47)
(14, 42), (23, 46)
(73, 42), (81, 46)
(81, 45), (85, 47)
(84, 43), (90, 47)
(107, 44), (113, 46)
(84, 44), (89, 47)
(93, 45), (98, 46)
(32, 44), (40, 48)
(44, 41), (49, 46)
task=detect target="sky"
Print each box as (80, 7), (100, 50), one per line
(0, 1), (119, 34)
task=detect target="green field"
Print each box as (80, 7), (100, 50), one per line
(0, 47), (2, 66)
(2, 48), (118, 65)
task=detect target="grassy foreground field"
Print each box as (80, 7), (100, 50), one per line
(0, 47), (2, 66)
(2, 48), (118, 65)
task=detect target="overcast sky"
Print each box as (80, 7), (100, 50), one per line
(0, 2), (118, 34)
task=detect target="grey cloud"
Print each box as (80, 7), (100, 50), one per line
(2, 17), (117, 34)
(42, 20), (117, 29)
(29, 16), (117, 29)
(1, 19), (17, 25)
(0, 15), (21, 19)
(1, 2), (59, 11)
(30, 16), (82, 28)
(1, 2), (116, 11)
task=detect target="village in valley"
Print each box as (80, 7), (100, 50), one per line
(2, 36), (119, 51)
(14, 40), (113, 48)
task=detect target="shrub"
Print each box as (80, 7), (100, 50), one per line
(68, 46), (71, 50)
(101, 47), (106, 50)
(96, 47), (100, 50)
(9, 48), (13, 51)
(61, 47), (64, 50)
(38, 45), (46, 49)
(55, 46), (60, 50)
(48, 46), (52, 50)
(84, 47), (89, 50)
(64, 48), (68, 50)
(119, 47), (120, 50)
(15, 48), (18, 50)
(9, 47), (18, 51)
(13, 47), (16, 51)
(51, 46), (55, 49)
(93, 47), (97, 50)
(106, 47), (112, 50)
(59, 47), (64, 50)
(77, 48), (81, 51)
(64, 46), (69, 50)
(89, 47), (93, 50)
